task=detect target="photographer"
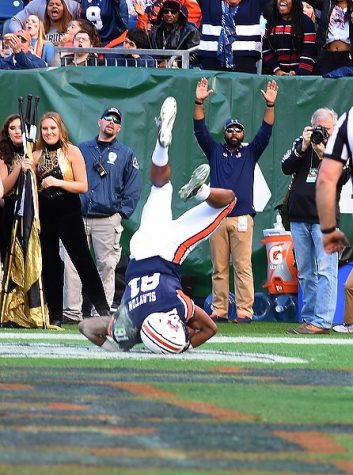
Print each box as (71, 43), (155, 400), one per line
(281, 107), (349, 334)
(62, 107), (142, 322)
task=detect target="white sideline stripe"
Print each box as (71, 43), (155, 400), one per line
(212, 336), (353, 345)
(0, 343), (306, 363)
(0, 333), (352, 345)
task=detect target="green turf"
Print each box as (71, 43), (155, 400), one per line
(1, 322), (353, 474)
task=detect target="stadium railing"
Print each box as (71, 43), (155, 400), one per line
(54, 46), (199, 69)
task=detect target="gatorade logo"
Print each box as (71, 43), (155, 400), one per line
(269, 245), (283, 265)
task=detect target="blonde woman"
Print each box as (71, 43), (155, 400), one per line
(25, 14), (55, 66)
(33, 112), (110, 327)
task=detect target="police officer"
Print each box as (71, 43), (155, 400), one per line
(63, 107), (142, 322)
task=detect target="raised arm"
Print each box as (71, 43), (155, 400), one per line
(261, 79), (279, 126)
(194, 77), (214, 120)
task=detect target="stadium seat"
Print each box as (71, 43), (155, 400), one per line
(0, 1), (23, 35)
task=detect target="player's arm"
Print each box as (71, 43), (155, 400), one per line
(78, 316), (119, 351)
(187, 305), (217, 348)
(316, 157), (349, 253)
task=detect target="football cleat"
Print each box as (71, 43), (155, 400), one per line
(178, 164), (210, 200)
(156, 97), (177, 147)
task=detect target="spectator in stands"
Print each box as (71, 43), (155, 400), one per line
(134, 0), (163, 31)
(134, 0), (163, 32)
(1, 34), (14, 58)
(148, 0), (200, 66)
(80, 0), (129, 47)
(25, 14), (55, 66)
(181, 0), (202, 27)
(262, 0), (317, 75)
(302, 1), (317, 25)
(307, 0), (353, 75)
(196, 0), (270, 73)
(44, 0), (73, 45)
(0, 30), (46, 69)
(134, 0), (201, 32)
(107, 27), (155, 66)
(126, 0), (144, 28)
(8, 0), (81, 33)
(33, 111), (111, 327)
(59, 18), (102, 47)
(61, 29), (101, 65)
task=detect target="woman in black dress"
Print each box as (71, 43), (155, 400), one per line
(33, 111), (110, 326)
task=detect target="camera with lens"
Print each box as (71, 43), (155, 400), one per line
(310, 126), (329, 145)
(93, 159), (108, 177)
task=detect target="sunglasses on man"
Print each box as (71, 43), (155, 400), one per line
(226, 127), (243, 134)
(162, 8), (179, 14)
(103, 115), (120, 124)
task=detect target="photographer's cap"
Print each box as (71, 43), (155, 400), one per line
(101, 107), (122, 123)
(224, 118), (244, 131)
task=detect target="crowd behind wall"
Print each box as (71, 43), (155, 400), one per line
(2, 0), (353, 77)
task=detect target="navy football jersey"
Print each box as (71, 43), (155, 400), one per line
(81, 0), (128, 45)
(111, 256), (194, 349)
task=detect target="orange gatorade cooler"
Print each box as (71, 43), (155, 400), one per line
(261, 218), (298, 295)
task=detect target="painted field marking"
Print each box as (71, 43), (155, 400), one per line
(1, 331), (352, 363)
(0, 342), (306, 363)
(213, 336), (353, 345)
(0, 332), (352, 345)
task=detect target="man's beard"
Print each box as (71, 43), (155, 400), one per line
(225, 135), (242, 149)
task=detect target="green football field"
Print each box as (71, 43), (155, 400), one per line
(1, 322), (353, 475)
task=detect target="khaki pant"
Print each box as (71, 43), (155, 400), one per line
(344, 268), (353, 324)
(63, 213), (123, 319)
(209, 215), (254, 318)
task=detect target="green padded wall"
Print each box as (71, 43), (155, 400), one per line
(1, 68), (352, 297)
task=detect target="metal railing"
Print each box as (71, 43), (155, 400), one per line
(54, 46), (199, 69)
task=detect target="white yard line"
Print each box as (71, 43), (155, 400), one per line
(213, 336), (353, 345)
(0, 342), (306, 363)
(0, 332), (352, 345)
(0, 331), (347, 363)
